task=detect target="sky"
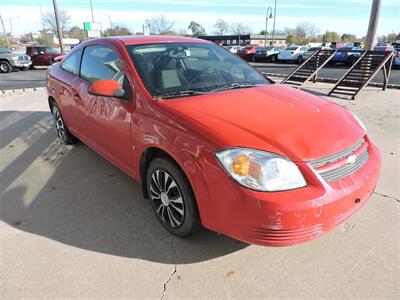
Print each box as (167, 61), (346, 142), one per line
(1, 0), (399, 37)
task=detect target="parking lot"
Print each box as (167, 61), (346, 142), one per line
(1, 63), (399, 91)
(1, 82), (399, 298)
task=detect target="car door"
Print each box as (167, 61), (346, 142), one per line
(55, 49), (82, 127)
(74, 43), (135, 173)
(33, 47), (47, 65)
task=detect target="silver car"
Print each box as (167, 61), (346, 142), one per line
(278, 46), (309, 64)
(0, 46), (32, 73)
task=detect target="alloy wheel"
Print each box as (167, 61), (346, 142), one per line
(53, 108), (65, 140)
(0, 62), (11, 73)
(150, 169), (185, 228)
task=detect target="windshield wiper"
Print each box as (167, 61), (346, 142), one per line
(210, 83), (263, 93)
(155, 90), (207, 99)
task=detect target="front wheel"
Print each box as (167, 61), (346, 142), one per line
(147, 157), (201, 237)
(0, 61), (13, 73)
(52, 104), (78, 145)
(270, 55), (277, 63)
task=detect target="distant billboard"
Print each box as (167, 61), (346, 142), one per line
(83, 22), (102, 31)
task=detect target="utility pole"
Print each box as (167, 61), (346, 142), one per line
(265, 7), (273, 47)
(90, 0), (95, 22)
(365, 0), (381, 50)
(271, 0), (277, 45)
(52, 0), (64, 53)
(0, 12), (9, 46)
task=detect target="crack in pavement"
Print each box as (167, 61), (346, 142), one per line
(373, 191), (400, 203)
(161, 237), (177, 300)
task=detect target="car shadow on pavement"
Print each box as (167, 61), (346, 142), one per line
(0, 111), (248, 264)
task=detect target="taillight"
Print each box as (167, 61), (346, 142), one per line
(385, 47), (390, 51)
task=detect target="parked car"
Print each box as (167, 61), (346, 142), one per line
(0, 46), (31, 73)
(373, 45), (400, 69)
(252, 46), (280, 62)
(228, 46), (242, 54)
(302, 47), (322, 61)
(331, 46), (364, 65)
(278, 46), (309, 63)
(236, 46), (257, 60)
(26, 45), (61, 67)
(46, 36), (381, 247)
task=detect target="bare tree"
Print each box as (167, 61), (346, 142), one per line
(294, 22), (319, 44)
(149, 15), (175, 35)
(230, 23), (252, 35)
(213, 19), (229, 35)
(43, 9), (70, 38)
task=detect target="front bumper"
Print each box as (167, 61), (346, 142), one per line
(199, 140), (381, 246)
(10, 60), (32, 68)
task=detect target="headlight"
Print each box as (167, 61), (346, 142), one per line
(351, 112), (367, 132)
(10, 56), (19, 61)
(215, 148), (306, 192)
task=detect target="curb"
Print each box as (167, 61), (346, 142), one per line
(0, 87), (47, 96)
(263, 73), (400, 89)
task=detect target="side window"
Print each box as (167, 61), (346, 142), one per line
(60, 49), (82, 75)
(34, 47), (42, 54)
(80, 45), (124, 85)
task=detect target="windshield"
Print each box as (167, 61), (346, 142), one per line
(126, 42), (269, 98)
(286, 46), (299, 50)
(0, 47), (11, 53)
(46, 47), (58, 54)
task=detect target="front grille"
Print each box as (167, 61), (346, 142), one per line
(18, 55), (30, 62)
(309, 138), (369, 181)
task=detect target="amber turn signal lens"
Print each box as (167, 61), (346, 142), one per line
(231, 154), (250, 176)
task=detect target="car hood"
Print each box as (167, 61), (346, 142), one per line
(160, 84), (364, 161)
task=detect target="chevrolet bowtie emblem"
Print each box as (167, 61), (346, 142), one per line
(347, 155), (357, 165)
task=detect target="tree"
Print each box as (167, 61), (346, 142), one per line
(213, 19), (229, 35)
(230, 23), (252, 35)
(188, 21), (206, 37)
(294, 22), (319, 44)
(68, 26), (87, 41)
(104, 26), (131, 36)
(149, 15), (175, 35)
(322, 31), (340, 43)
(43, 9), (70, 38)
(341, 33), (356, 43)
(386, 33), (398, 43)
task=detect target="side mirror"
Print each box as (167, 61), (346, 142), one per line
(88, 80), (125, 98)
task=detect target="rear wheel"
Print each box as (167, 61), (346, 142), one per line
(0, 61), (13, 73)
(51, 104), (78, 145)
(348, 56), (357, 65)
(147, 157), (201, 237)
(297, 56), (303, 64)
(270, 55), (277, 63)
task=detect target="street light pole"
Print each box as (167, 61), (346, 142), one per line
(0, 13), (9, 46)
(9, 16), (20, 35)
(52, 0), (64, 53)
(89, 0), (95, 22)
(265, 7), (273, 47)
(365, 0), (382, 50)
(272, 0), (277, 45)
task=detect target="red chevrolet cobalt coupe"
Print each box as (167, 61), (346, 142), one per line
(46, 36), (381, 246)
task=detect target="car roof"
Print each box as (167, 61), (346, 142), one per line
(109, 35), (211, 45)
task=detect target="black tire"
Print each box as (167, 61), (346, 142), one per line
(29, 64), (35, 70)
(0, 61), (13, 73)
(297, 56), (303, 64)
(51, 103), (78, 145)
(270, 55), (277, 63)
(20, 67), (30, 71)
(252, 56), (256, 62)
(348, 56), (357, 65)
(147, 157), (201, 237)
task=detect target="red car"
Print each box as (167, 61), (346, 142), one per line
(26, 45), (61, 67)
(46, 36), (381, 246)
(236, 46), (258, 60)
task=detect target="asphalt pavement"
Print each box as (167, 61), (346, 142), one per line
(1, 86), (399, 298)
(1, 63), (399, 91)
